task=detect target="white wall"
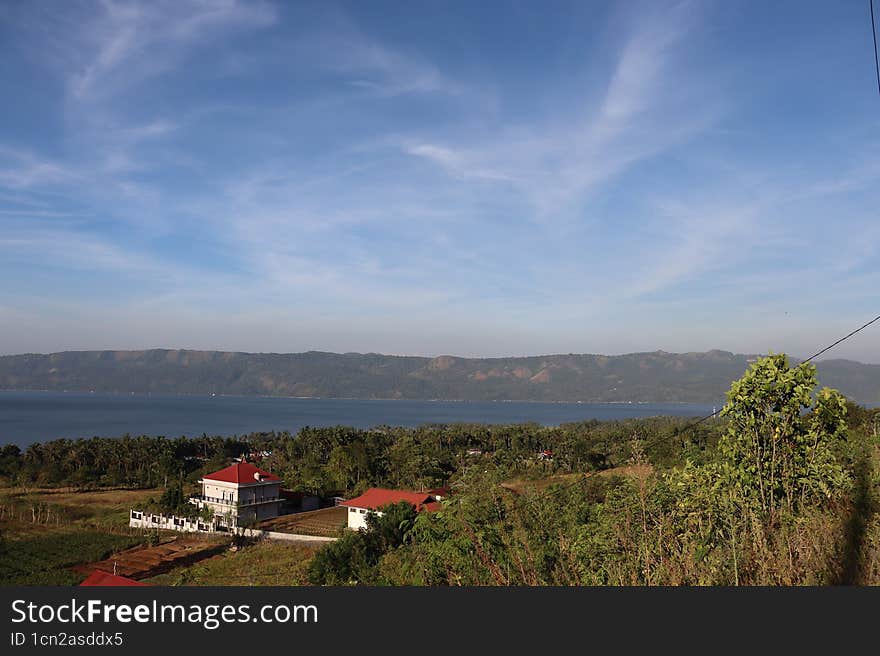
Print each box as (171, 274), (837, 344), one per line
(129, 510), (211, 533)
(129, 509), (336, 543)
(347, 506), (380, 530)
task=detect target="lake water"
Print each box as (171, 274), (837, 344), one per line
(0, 391), (718, 447)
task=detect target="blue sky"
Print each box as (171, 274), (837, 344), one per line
(1, 0), (879, 362)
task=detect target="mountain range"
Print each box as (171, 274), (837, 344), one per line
(1, 349), (878, 405)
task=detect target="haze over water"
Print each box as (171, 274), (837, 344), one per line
(0, 391), (717, 448)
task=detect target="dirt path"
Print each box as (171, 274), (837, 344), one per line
(73, 536), (230, 580)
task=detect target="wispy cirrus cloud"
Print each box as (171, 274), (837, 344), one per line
(400, 143), (516, 182)
(400, 1), (716, 223)
(292, 21), (466, 98)
(62, 0), (277, 101)
(1, 1), (277, 231)
(0, 147), (80, 189)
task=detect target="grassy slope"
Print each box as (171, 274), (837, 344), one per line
(145, 541), (317, 586)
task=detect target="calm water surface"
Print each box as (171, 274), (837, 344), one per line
(0, 391), (718, 447)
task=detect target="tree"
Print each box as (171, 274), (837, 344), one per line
(308, 502), (418, 585)
(718, 353), (850, 518)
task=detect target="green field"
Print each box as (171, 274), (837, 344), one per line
(145, 540), (317, 586)
(0, 530), (146, 585)
(0, 486), (159, 585)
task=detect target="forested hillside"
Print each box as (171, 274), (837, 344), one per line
(1, 349), (879, 404)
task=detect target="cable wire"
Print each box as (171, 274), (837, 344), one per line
(669, 312), (880, 438)
(871, 0), (880, 95)
(802, 313), (880, 363)
(512, 312), (880, 510)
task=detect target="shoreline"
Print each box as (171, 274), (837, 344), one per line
(0, 388), (720, 406)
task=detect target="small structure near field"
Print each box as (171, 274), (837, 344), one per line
(340, 488), (445, 530)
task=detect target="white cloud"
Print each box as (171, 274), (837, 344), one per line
(402, 143), (515, 182)
(399, 1), (715, 222)
(0, 228), (167, 278)
(0, 147), (79, 189)
(66, 0), (277, 101)
(297, 25), (465, 98)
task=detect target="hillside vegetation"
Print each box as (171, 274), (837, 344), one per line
(2, 348), (880, 404)
(306, 355), (880, 586)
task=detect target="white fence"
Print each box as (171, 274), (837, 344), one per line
(128, 509), (336, 544)
(238, 528), (336, 543)
(129, 510), (209, 533)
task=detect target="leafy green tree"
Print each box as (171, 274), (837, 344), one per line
(718, 353), (850, 518)
(154, 482), (195, 516)
(308, 501), (418, 585)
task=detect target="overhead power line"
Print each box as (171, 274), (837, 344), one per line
(667, 312), (880, 436)
(872, 0), (880, 95)
(801, 313), (880, 362)
(514, 312), (880, 511)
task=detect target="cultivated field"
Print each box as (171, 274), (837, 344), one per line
(0, 486), (161, 585)
(0, 529), (145, 585)
(74, 535), (229, 580)
(254, 506), (347, 537)
(1, 486), (162, 531)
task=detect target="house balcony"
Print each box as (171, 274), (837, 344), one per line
(189, 495), (281, 508)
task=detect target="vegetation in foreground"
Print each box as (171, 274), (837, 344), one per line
(306, 355), (880, 586)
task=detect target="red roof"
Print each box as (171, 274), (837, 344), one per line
(341, 488), (438, 512)
(202, 462), (280, 484)
(80, 571), (150, 587)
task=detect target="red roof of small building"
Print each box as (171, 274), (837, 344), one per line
(80, 571), (150, 587)
(202, 462), (280, 484)
(341, 488), (439, 512)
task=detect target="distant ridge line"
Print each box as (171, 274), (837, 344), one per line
(2, 346), (873, 364)
(1, 348), (878, 405)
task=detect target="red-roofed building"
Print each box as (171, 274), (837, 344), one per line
(79, 571), (150, 587)
(340, 488), (445, 530)
(189, 462), (283, 529)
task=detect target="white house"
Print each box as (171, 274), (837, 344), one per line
(189, 462), (283, 529)
(340, 488), (445, 530)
